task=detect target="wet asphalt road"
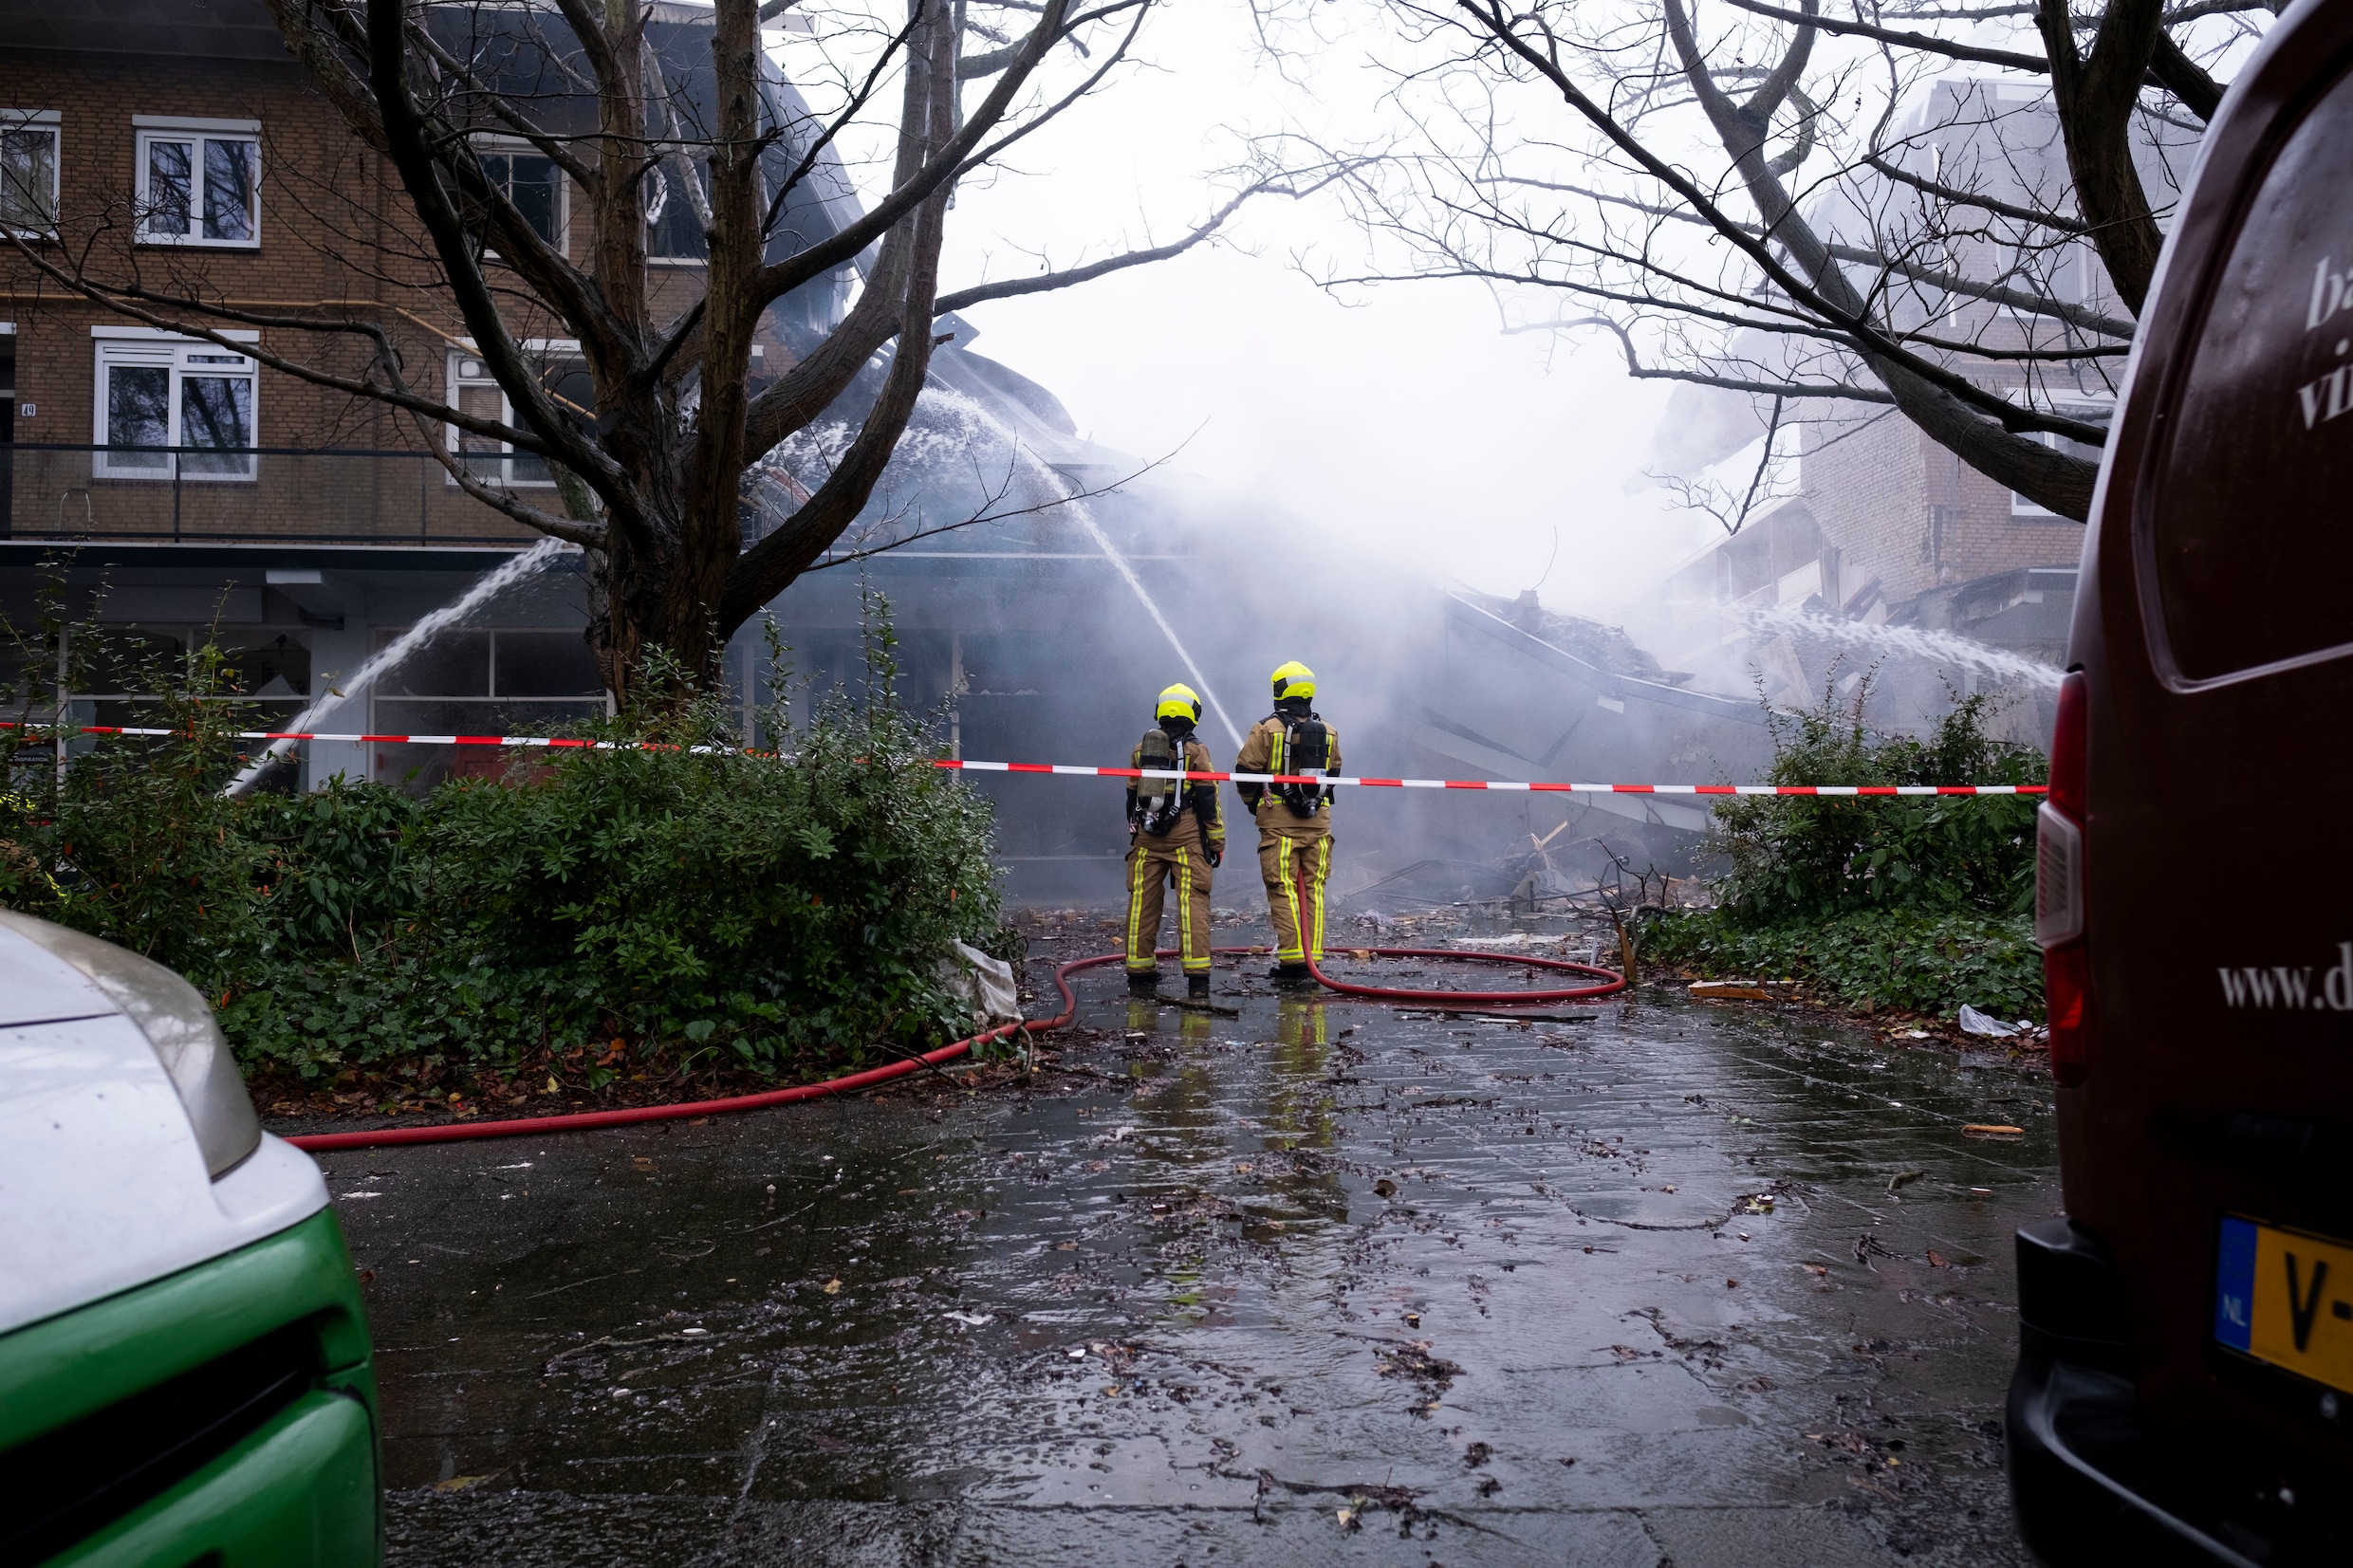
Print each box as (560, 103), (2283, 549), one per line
(317, 920), (2060, 1567)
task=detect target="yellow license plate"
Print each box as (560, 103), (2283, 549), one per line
(2214, 1214), (2353, 1394)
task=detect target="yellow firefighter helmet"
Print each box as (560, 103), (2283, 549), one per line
(1156, 683), (1203, 723)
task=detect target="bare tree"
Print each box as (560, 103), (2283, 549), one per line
(5, 0), (1332, 697)
(1278, 0), (2270, 521)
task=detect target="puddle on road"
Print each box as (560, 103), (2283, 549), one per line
(325, 928), (2056, 1567)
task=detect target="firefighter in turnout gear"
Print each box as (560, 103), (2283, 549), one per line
(1124, 683), (1225, 994)
(1233, 660), (1341, 983)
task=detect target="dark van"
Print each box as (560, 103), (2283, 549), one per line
(2007, 3), (2353, 1561)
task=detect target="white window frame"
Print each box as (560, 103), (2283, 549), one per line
(475, 137), (568, 259)
(1, 107), (61, 239)
(2010, 396), (2114, 517)
(132, 114), (261, 249)
(445, 347), (572, 488)
(91, 327), (263, 481)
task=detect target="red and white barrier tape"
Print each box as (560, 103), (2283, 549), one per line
(938, 760), (2044, 797)
(5, 722), (2046, 796)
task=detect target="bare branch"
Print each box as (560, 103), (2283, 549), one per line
(745, 0), (1076, 306)
(726, 0), (960, 624)
(1862, 153), (2089, 233)
(952, 0), (1152, 178)
(0, 235), (551, 452)
(2037, 0), (2166, 312)
(1570, 314), (1898, 401)
(959, 0), (1146, 77)
(362, 0), (625, 492)
(2149, 28), (2225, 121)
(936, 161), (1367, 313)
(1719, 0), (2047, 72)
(407, 407), (609, 547)
(1475, 172), (2136, 338)
(801, 441), (1192, 570)
(400, 17), (598, 184)
(1454, 0), (2108, 459)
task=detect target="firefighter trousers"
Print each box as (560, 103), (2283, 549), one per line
(1259, 826), (1333, 964)
(1126, 815), (1214, 974)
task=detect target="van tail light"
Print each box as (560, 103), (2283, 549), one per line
(2038, 671), (2090, 1086)
(2044, 943), (2090, 1085)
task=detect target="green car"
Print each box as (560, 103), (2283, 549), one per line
(0, 912), (379, 1566)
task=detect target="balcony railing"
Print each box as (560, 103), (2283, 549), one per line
(1, 443), (546, 546)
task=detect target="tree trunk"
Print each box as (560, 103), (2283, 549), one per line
(587, 523), (736, 706)
(2036, 0), (2167, 316)
(586, 0), (958, 705)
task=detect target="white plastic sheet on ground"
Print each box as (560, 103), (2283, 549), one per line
(939, 941), (1022, 1026)
(1957, 1005), (2027, 1038)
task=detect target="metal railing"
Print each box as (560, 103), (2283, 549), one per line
(0, 443), (546, 546)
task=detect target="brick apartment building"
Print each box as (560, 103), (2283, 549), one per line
(1644, 80), (2177, 711)
(0, 0), (858, 785)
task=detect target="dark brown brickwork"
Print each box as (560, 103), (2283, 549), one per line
(2, 46), (765, 542)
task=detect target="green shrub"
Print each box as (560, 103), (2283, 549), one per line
(3, 590), (1013, 1080)
(1645, 905), (2042, 1021)
(2, 636), (265, 976)
(1646, 673), (2048, 1021)
(1711, 675), (2046, 924)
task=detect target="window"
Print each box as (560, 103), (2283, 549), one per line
(645, 158), (709, 262)
(1, 109), (59, 237)
(2057, 240), (2097, 306)
(479, 146), (564, 252)
(365, 625), (606, 785)
(446, 348), (590, 487)
(449, 354), (546, 486)
(92, 331), (260, 480)
(2010, 401), (2111, 517)
(134, 117), (259, 246)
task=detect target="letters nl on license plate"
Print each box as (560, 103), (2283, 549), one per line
(2214, 1214), (2353, 1395)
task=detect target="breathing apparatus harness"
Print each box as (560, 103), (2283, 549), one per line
(1132, 719), (1193, 837)
(1269, 699), (1336, 818)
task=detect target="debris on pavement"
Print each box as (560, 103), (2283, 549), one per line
(332, 902), (2055, 1567)
(1690, 980), (1774, 1000)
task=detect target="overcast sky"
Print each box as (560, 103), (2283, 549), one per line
(787, 0), (1730, 623)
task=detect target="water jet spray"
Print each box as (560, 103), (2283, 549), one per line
(911, 388), (1246, 749)
(223, 537), (573, 797)
(1749, 604), (2063, 691)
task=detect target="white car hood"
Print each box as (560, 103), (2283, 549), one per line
(0, 935), (327, 1336)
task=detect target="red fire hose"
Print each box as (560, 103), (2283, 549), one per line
(1298, 942), (1622, 1005)
(284, 954), (1098, 1153)
(285, 877), (1621, 1153)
